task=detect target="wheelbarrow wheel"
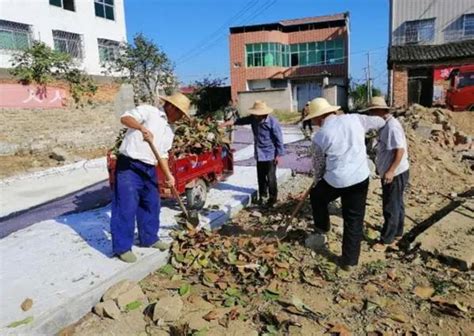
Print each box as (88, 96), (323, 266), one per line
(185, 178), (207, 210)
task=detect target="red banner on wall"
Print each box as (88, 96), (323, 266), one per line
(0, 84), (67, 108)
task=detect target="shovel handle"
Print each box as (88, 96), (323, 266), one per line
(147, 140), (189, 219)
(289, 183), (314, 219)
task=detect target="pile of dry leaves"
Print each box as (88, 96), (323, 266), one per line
(111, 117), (227, 158)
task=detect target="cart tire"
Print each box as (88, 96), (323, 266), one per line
(186, 179), (207, 210)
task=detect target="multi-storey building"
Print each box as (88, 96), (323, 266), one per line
(229, 13), (350, 112)
(388, 0), (474, 107)
(0, 0), (127, 76)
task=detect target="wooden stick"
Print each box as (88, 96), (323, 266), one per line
(147, 141), (190, 219)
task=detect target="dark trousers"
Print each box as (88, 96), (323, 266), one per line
(110, 156), (160, 255)
(381, 170), (409, 244)
(302, 120), (313, 132)
(256, 160), (277, 201)
(310, 178), (369, 266)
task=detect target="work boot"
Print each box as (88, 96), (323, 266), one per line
(266, 198), (277, 208)
(118, 251), (137, 263)
(151, 241), (171, 252)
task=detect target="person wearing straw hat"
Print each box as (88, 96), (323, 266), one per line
(361, 97), (409, 252)
(303, 97), (385, 271)
(110, 92), (191, 263)
(222, 100), (285, 207)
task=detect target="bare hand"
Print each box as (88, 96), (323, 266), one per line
(165, 174), (175, 187)
(383, 170), (395, 184)
(141, 127), (153, 143)
(274, 156), (281, 165)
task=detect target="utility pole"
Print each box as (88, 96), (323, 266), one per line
(364, 67), (369, 103)
(367, 51), (372, 102)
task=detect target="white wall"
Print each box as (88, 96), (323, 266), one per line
(391, 0), (474, 45)
(0, 0), (127, 75)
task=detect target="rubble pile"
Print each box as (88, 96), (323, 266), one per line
(396, 104), (473, 152)
(111, 117), (228, 158)
(393, 105), (473, 195)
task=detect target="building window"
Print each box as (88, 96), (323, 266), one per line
(464, 14), (474, 37)
(49, 0), (75, 12)
(405, 19), (435, 44)
(0, 20), (31, 51)
(246, 39), (344, 68)
(95, 0), (115, 20)
(98, 38), (120, 62)
(53, 30), (83, 59)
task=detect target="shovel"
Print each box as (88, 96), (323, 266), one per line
(274, 183), (314, 240)
(146, 140), (200, 228)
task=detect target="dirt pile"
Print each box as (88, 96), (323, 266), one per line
(394, 105), (473, 195)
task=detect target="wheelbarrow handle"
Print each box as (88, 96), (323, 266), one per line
(146, 140), (189, 219)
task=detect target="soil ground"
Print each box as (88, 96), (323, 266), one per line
(0, 103), (120, 178)
(62, 170), (473, 336)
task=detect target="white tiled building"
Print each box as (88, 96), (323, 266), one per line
(0, 0), (127, 76)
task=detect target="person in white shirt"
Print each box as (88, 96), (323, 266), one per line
(303, 98), (385, 271)
(111, 92), (191, 263)
(361, 97), (409, 251)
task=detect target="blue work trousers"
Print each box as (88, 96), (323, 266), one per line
(110, 155), (160, 255)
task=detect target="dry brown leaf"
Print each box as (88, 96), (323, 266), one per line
(414, 286), (435, 299)
(328, 323), (351, 336)
(387, 268), (397, 280)
(203, 310), (221, 321)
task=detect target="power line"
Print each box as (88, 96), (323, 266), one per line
(177, 0), (279, 65)
(175, 0), (261, 63)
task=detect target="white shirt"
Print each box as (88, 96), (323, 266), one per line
(314, 114), (385, 188)
(375, 116), (409, 176)
(119, 105), (174, 165)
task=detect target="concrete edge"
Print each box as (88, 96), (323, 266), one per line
(6, 168), (292, 335)
(0, 157), (106, 185)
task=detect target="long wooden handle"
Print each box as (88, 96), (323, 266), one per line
(289, 183), (314, 219)
(147, 141), (189, 218)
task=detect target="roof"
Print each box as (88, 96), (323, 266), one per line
(279, 13), (347, 26)
(229, 12), (348, 33)
(389, 40), (474, 66)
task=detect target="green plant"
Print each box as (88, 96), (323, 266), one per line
(10, 41), (97, 106)
(10, 41), (70, 86)
(364, 260), (387, 275)
(349, 82), (382, 110)
(188, 76), (229, 116)
(64, 68), (98, 106)
(106, 33), (177, 105)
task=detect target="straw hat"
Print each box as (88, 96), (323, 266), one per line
(248, 100), (273, 116)
(303, 98), (340, 121)
(360, 96), (390, 112)
(159, 92), (191, 117)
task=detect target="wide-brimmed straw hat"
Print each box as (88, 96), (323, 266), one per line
(248, 100), (273, 116)
(360, 96), (390, 113)
(303, 98), (340, 121)
(159, 92), (191, 117)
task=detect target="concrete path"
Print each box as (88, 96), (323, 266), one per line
(415, 200), (474, 270)
(0, 166), (291, 335)
(0, 125), (303, 222)
(0, 158), (107, 218)
(233, 125), (304, 162)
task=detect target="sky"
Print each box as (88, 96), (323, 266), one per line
(124, 0), (390, 93)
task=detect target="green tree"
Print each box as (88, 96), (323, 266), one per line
(107, 33), (177, 105)
(349, 83), (382, 110)
(10, 41), (97, 106)
(189, 76), (229, 117)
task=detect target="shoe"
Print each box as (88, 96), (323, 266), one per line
(151, 241), (171, 251)
(266, 198), (277, 208)
(340, 264), (355, 272)
(372, 242), (387, 252)
(118, 251), (137, 263)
